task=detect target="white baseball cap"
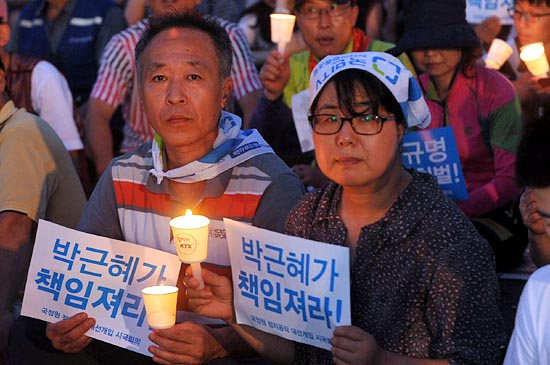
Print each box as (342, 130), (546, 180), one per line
(308, 51), (431, 128)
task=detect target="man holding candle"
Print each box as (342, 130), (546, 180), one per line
(249, 0), (415, 188)
(14, 11), (304, 365)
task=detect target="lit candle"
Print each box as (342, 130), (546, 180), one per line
(170, 209), (210, 289)
(141, 285), (178, 329)
(270, 13), (296, 56)
(520, 42), (550, 78)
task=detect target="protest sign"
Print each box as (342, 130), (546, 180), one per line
(402, 126), (468, 201)
(21, 220), (181, 356)
(466, 0), (514, 25)
(224, 218), (351, 350)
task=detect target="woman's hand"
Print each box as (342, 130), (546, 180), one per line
(330, 325), (380, 365)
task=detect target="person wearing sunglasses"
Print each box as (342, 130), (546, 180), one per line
(184, 51), (507, 365)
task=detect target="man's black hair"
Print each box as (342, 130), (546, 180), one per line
(135, 11), (232, 82)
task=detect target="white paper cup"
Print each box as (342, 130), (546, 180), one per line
(141, 285), (178, 329)
(520, 42), (550, 77)
(170, 212), (210, 263)
(270, 13), (296, 54)
(485, 38), (513, 70)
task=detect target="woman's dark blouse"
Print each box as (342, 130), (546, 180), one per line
(284, 170), (507, 365)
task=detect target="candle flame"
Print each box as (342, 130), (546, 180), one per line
(185, 209), (192, 216)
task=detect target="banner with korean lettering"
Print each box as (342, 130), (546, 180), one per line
(402, 126), (469, 201)
(224, 218), (351, 350)
(21, 220), (181, 356)
(466, 0), (514, 25)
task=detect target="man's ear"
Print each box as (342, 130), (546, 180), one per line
(0, 23), (10, 48)
(220, 77), (233, 109)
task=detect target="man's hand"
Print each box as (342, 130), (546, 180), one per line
(148, 322), (228, 365)
(259, 50), (291, 101)
(46, 312), (95, 353)
(183, 267), (235, 324)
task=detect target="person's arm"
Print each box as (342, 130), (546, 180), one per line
(223, 22), (262, 127)
(84, 98), (116, 176)
(31, 61), (83, 151)
(456, 95), (522, 217)
(456, 147), (519, 217)
(519, 189), (550, 267)
(331, 326), (449, 365)
(427, 231), (506, 363)
(0, 211), (34, 359)
(503, 270), (542, 365)
(237, 88), (261, 129)
(86, 31), (133, 176)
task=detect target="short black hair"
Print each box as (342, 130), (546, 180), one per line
(310, 68), (406, 127)
(516, 119), (550, 188)
(135, 11), (232, 83)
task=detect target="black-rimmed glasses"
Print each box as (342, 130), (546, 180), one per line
(308, 113), (396, 135)
(507, 7), (550, 23)
(298, 2), (351, 20)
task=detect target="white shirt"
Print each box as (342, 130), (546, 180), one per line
(31, 60), (83, 151)
(504, 265), (550, 365)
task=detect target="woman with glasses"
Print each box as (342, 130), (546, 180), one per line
(390, 0), (526, 273)
(504, 0), (550, 123)
(184, 52), (507, 365)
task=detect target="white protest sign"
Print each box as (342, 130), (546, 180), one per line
(224, 218), (351, 350)
(21, 220), (181, 356)
(466, 0), (514, 25)
(291, 89), (315, 153)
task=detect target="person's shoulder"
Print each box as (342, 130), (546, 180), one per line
(32, 59), (61, 76)
(112, 141), (153, 166)
(470, 64), (517, 103)
(285, 183), (336, 228)
(289, 49), (310, 65)
(115, 19), (146, 41)
(369, 39), (397, 52)
(237, 152), (293, 178)
(209, 14), (242, 34)
(528, 264), (550, 285)
(405, 171), (485, 247)
(4, 108), (65, 147)
(474, 64), (515, 86)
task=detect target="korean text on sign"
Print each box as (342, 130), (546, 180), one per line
(21, 220), (181, 357)
(224, 218), (351, 350)
(402, 126), (468, 201)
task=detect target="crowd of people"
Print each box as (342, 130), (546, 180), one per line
(1, 0), (550, 364)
